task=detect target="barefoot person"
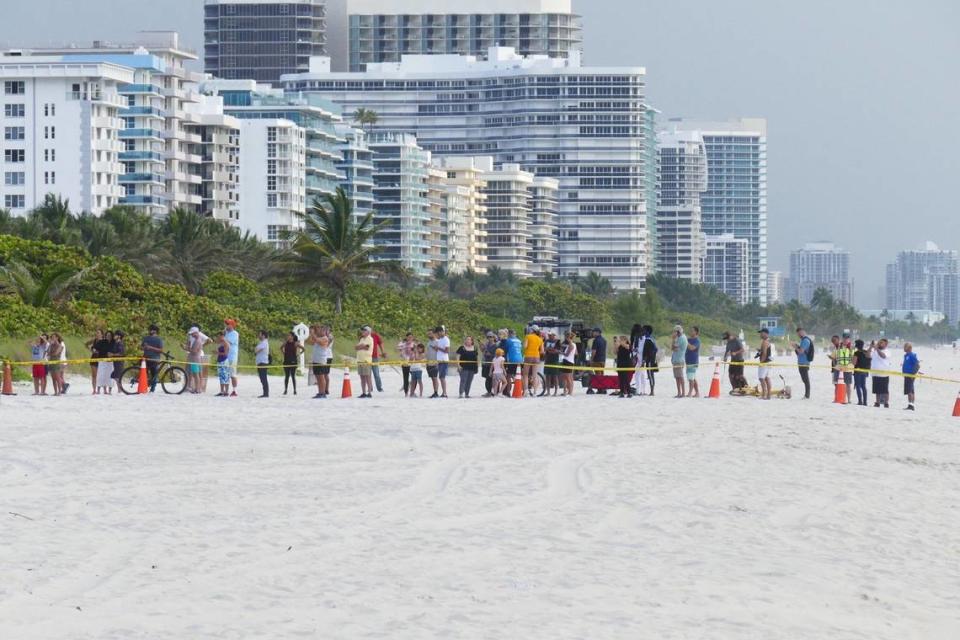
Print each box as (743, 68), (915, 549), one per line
(522, 325), (544, 396)
(670, 325), (687, 398)
(255, 330), (270, 398)
(686, 326), (701, 398)
(281, 332), (304, 396)
(224, 319), (240, 397)
(30, 335), (48, 395)
(456, 336), (479, 398)
(871, 338), (891, 408)
(757, 328), (772, 400)
(355, 326), (375, 398)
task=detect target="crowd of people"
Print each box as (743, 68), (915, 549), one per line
(20, 319), (925, 409)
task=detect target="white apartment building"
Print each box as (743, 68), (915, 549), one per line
(668, 118), (768, 303)
(787, 241), (853, 306)
(885, 241), (960, 323)
(704, 234), (750, 305)
(237, 119), (306, 247)
(326, 0), (582, 72)
(188, 96), (241, 221)
(282, 47), (650, 289)
(435, 156), (488, 274)
(656, 130), (707, 283)
(767, 270), (784, 304)
(528, 175), (560, 276)
(1, 58), (130, 216)
(480, 160), (535, 276)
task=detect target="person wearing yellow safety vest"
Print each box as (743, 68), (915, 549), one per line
(836, 335), (854, 405)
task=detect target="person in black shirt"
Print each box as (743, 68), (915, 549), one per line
(641, 325), (659, 396)
(456, 336), (479, 398)
(543, 331), (561, 396)
(586, 328), (608, 395)
(281, 332), (304, 395)
(853, 339), (871, 406)
(615, 336), (634, 397)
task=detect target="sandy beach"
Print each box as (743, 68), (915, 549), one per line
(2, 350), (959, 639)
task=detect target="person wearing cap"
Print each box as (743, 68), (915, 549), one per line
(184, 326), (204, 394)
(355, 325), (375, 398)
(369, 325), (387, 394)
(670, 325), (688, 398)
(481, 331), (499, 396)
(757, 328), (773, 400)
(543, 330), (561, 396)
(586, 327), (607, 395)
(522, 324), (545, 396)
(685, 326), (701, 398)
(502, 329), (524, 396)
(141, 324), (165, 393)
(836, 335), (853, 404)
(722, 331), (746, 392)
(224, 319), (240, 397)
(435, 325), (451, 398)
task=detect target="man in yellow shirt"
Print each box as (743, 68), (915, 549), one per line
(355, 325), (374, 398)
(522, 325), (545, 396)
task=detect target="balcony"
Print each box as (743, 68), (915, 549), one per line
(120, 195), (164, 205)
(119, 173), (164, 184)
(119, 128), (162, 140)
(120, 106), (164, 118)
(119, 83), (163, 96)
(120, 150), (163, 162)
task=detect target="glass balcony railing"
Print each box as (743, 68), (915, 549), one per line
(120, 195), (164, 205)
(120, 106), (164, 117)
(119, 128), (162, 139)
(119, 173), (164, 183)
(119, 150), (163, 161)
(118, 83), (163, 95)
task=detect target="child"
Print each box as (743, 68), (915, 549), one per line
(491, 348), (507, 396)
(408, 343), (425, 398)
(30, 335), (48, 395)
(216, 331), (231, 397)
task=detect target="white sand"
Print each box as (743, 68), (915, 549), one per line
(2, 350), (960, 639)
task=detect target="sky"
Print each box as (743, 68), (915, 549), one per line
(2, 0), (958, 306)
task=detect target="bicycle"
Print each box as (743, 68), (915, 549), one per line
(118, 352), (188, 395)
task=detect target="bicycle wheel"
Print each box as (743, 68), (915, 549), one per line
(118, 366), (142, 395)
(537, 372), (548, 397)
(160, 366), (188, 395)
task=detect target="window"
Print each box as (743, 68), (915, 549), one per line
(44, 103), (49, 116)
(4, 171), (24, 185)
(50, 103), (55, 116)
(4, 104), (25, 117)
(4, 81), (25, 95)
(49, 126), (56, 140)
(4, 149), (25, 162)
(44, 126), (49, 139)
(4, 127), (25, 140)
(4, 194), (26, 208)
(267, 176), (277, 190)
(267, 193), (277, 207)
(44, 171), (56, 185)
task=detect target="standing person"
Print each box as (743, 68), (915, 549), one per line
(84, 329), (103, 393)
(686, 326), (701, 398)
(828, 335), (842, 388)
(224, 319), (240, 397)
(370, 326), (387, 394)
(140, 325), (165, 393)
(902, 342), (920, 411)
(722, 331), (747, 392)
(491, 348), (507, 396)
(435, 326), (451, 398)
(425, 328), (440, 398)
(793, 327), (814, 399)
(871, 338), (891, 408)
(670, 325), (688, 398)
(195, 326), (212, 394)
(757, 328), (773, 400)
(184, 327), (203, 394)
(615, 336), (633, 398)
(30, 335), (48, 395)
(836, 337), (854, 404)
(481, 332), (499, 397)
(544, 331), (561, 396)
(355, 326), (375, 398)
(398, 332), (416, 396)
(215, 331), (231, 397)
(522, 325), (544, 396)
(631, 323), (648, 396)
(110, 331), (127, 395)
(561, 331), (577, 396)
(307, 325), (334, 398)
(456, 336), (479, 398)
(853, 339), (871, 406)
(408, 343), (425, 398)
(504, 329), (524, 396)
(255, 330), (270, 398)
(641, 325), (658, 396)
(586, 328), (607, 395)
(46, 334), (65, 396)
(95, 331), (115, 395)
(282, 332), (304, 395)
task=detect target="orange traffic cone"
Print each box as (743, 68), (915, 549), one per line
(137, 358), (148, 394)
(952, 391), (960, 417)
(833, 380), (846, 404)
(341, 366), (353, 399)
(512, 370), (524, 399)
(2, 361), (17, 396)
(707, 362), (722, 399)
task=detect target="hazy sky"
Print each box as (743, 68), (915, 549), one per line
(2, 0), (958, 306)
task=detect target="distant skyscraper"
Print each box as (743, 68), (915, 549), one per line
(787, 242), (853, 306)
(703, 234), (750, 305)
(885, 241), (960, 323)
(668, 118), (768, 304)
(325, 0), (582, 72)
(204, 0), (327, 84)
(766, 270), (784, 304)
(656, 130), (707, 283)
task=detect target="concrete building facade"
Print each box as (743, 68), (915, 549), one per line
(787, 241), (853, 306)
(656, 129), (707, 283)
(703, 233), (750, 305)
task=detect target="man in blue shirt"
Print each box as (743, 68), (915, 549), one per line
(902, 342), (920, 411)
(501, 329), (523, 396)
(793, 327), (813, 399)
(686, 326), (701, 397)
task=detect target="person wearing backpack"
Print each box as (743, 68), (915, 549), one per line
(793, 327), (814, 399)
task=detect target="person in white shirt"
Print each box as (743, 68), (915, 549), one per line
(255, 330), (270, 398)
(871, 338), (891, 408)
(435, 325), (451, 398)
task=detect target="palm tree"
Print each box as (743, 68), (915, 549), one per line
(578, 271), (614, 298)
(281, 188), (392, 314)
(156, 208), (225, 295)
(352, 107), (379, 133)
(0, 259), (84, 308)
(30, 194), (80, 246)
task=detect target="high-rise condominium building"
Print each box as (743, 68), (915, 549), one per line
(886, 241), (960, 322)
(283, 48), (650, 289)
(435, 156), (489, 274)
(1, 58), (131, 216)
(325, 0), (582, 72)
(204, 0), (327, 84)
(786, 241), (853, 306)
(237, 119), (306, 247)
(656, 130), (707, 283)
(668, 118), (768, 304)
(766, 270), (784, 304)
(4, 33), (240, 221)
(703, 234), (750, 305)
